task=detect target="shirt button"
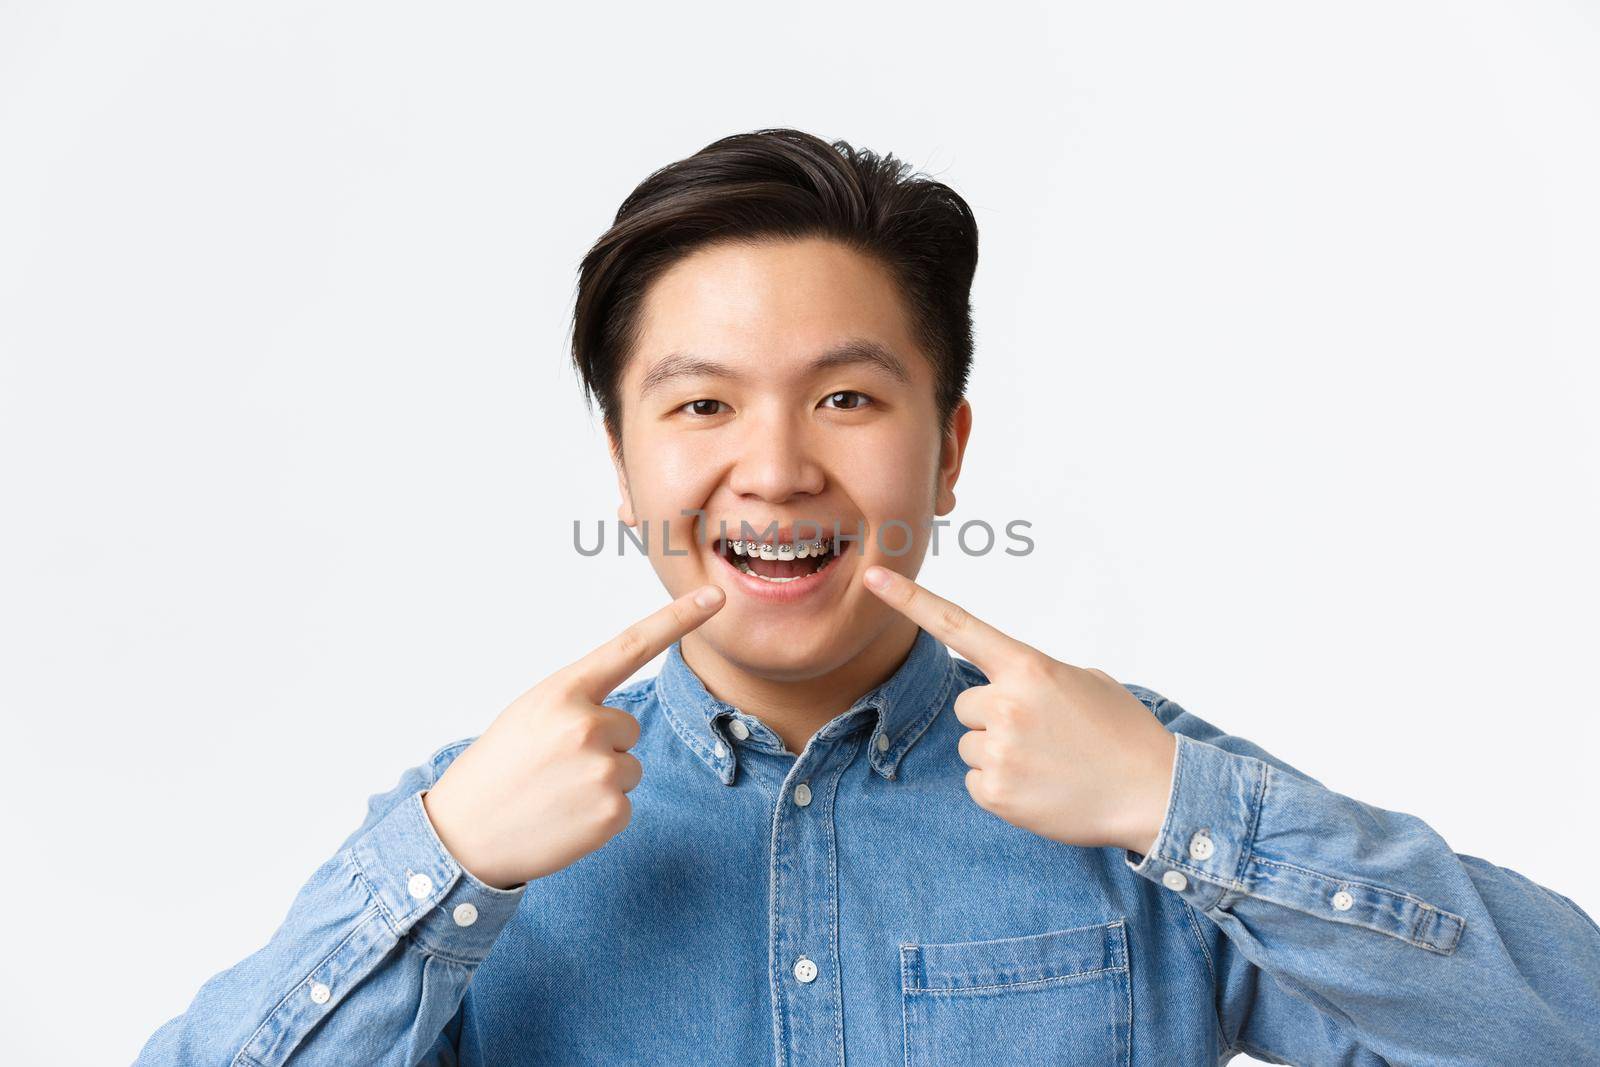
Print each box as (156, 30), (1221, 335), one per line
(309, 981), (331, 1005)
(793, 956), (818, 983)
(1161, 869), (1189, 892)
(729, 719), (750, 741)
(407, 873), (434, 900)
(876, 733), (890, 752)
(1331, 890), (1354, 911)
(453, 903), (479, 927)
(1188, 831), (1214, 861)
(793, 782), (813, 807)
(713, 741), (727, 757)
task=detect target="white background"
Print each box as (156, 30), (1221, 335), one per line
(2, 2), (1596, 1063)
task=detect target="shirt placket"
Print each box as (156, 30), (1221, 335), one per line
(765, 729), (863, 1067)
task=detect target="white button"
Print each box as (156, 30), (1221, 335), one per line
(1161, 870), (1189, 892)
(712, 740), (727, 757)
(793, 782), (812, 807)
(1188, 832), (1214, 860)
(793, 956), (818, 983)
(309, 981), (331, 1004)
(408, 873), (434, 899)
(453, 903), (479, 927)
(876, 733), (890, 752)
(729, 720), (750, 741)
(1332, 890), (1354, 911)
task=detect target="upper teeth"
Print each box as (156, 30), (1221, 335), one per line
(728, 538), (830, 560)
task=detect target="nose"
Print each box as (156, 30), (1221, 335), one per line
(726, 406), (826, 504)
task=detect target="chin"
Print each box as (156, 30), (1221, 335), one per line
(699, 612), (864, 681)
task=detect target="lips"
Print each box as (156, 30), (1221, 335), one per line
(707, 532), (850, 604)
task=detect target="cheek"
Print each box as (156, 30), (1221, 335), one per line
(628, 438), (722, 513)
(623, 440), (726, 559)
(841, 449), (939, 545)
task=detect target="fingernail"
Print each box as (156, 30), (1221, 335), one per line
(695, 585), (724, 609)
(864, 567), (890, 590)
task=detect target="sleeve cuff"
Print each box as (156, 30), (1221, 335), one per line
(349, 788), (526, 963)
(1123, 731), (1267, 912)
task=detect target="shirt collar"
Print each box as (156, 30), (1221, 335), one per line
(655, 627), (958, 786)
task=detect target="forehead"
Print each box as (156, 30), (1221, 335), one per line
(625, 236), (926, 386)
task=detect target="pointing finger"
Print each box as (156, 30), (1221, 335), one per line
(862, 566), (1029, 675)
(565, 585), (726, 704)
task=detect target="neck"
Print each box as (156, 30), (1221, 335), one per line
(680, 616), (921, 755)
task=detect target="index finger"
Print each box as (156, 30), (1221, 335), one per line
(862, 565), (1030, 674)
(564, 584), (726, 703)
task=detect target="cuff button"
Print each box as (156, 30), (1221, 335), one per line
(309, 981), (331, 1005)
(1161, 869), (1189, 892)
(1331, 890), (1354, 911)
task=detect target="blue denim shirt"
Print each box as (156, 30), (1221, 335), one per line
(136, 627), (1600, 1065)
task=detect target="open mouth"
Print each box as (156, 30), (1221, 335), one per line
(714, 537), (841, 584)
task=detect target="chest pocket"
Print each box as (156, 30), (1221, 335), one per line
(899, 918), (1131, 1067)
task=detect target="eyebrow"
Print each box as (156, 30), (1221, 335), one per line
(636, 338), (912, 398)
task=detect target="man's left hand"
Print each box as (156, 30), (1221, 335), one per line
(863, 565), (1178, 855)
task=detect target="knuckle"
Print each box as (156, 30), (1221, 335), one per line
(981, 771), (1012, 809)
(938, 601), (972, 635)
(526, 671), (569, 707)
(1013, 654), (1054, 686)
(601, 791), (632, 828)
(568, 712), (606, 749)
(616, 718), (642, 750)
(964, 768), (984, 802)
(614, 625), (649, 663)
(586, 754), (617, 787)
(966, 768), (1003, 810)
(988, 699), (1020, 730)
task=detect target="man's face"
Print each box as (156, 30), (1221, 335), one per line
(610, 235), (971, 680)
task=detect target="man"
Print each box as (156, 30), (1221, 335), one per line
(136, 128), (1600, 1065)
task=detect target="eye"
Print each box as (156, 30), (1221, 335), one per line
(678, 398), (727, 417)
(820, 390), (873, 411)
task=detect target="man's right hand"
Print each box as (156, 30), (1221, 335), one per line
(421, 584), (727, 890)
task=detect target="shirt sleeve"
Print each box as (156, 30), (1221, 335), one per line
(1120, 686), (1600, 1064)
(134, 737), (526, 1067)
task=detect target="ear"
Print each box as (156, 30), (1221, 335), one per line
(934, 398), (973, 516)
(608, 427), (637, 526)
